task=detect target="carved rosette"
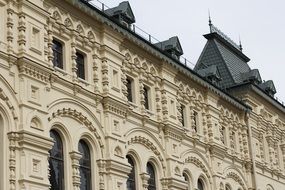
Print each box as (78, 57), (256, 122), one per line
(70, 151), (82, 190)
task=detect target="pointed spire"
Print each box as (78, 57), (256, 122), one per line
(239, 35), (243, 51)
(208, 9), (213, 33)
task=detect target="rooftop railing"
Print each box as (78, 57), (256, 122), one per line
(85, 0), (285, 107)
(86, 0), (196, 69)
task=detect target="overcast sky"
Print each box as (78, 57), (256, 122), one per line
(94, 0), (285, 103)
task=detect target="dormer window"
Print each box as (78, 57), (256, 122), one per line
(76, 51), (85, 80)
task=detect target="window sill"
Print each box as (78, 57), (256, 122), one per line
(54, 66), (68, 75)
(78, 77), (89, 86)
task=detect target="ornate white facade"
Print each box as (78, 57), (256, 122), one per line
(0, 0), (284, 190)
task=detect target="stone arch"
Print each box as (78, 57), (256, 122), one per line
(146, 156), (164, 188)
(181, 149), (213, 185)
(266, 184), (274, 190)
(126, 148), (143, 175)
(223, 166), (247, 190)
(47, 98), (105, 156)
(125, 128), (166, 169)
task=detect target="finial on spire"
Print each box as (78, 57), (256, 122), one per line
(208, 9), (212, 33)
(239, 35), (243, 51)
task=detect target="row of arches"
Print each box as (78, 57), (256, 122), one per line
(49, 130), (92, 190)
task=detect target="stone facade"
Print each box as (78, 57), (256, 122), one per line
(0, 0), (284, 190)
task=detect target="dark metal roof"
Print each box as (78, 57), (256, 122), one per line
(154, 36), (184, 60)
(258, 80), (276, 97)
(105, 1), (135, 24)
(70, 0), (251, 111)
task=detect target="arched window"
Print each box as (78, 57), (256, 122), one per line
(225, 184), (231, 190)
(78, 140), (91, 190)
(126, 155), (136, 190)
(197, 178), (204, 190)
(49, 130), (64, 190)
(183, 172), (190, 190)
(147, 162), (156, 190)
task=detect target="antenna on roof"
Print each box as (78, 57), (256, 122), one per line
(239, 35), (243, 51)
(208, 9), (213, 33)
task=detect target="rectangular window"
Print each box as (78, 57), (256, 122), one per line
(143, 85), (150, 110)
(76, 51), (85, 80)
(126, 77), (133, 102)
(180, 105), (185, 126)
(52, 40), (63, 69)
(193, 111), (198, 132)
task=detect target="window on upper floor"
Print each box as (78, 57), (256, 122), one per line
(52, 39), (63, 69)
(126, 155), (136, 190)
(126, 77), (134, 102)
(193, 110), (198, 132)
(76, 51), (85, 80)
(78, 140), (91, 190)
(180, 104), (186, 126)
(49, 130), (64, 190)
(143, 85), (150, 110)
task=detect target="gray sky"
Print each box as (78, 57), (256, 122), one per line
(95, 0), (285, 103)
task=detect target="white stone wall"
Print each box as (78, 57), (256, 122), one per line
(0, 0), (284, 190)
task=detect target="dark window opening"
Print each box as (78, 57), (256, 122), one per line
(76, 52), (85, 80)
(193, 111), (198, 132)
(52, 40), (63, 69)
(78, 140), (91, 190)
(49, 130), (64, 190)
(147, 162), (156, 190)
(126, 155), (136, 190)
(197, 179), (204, 190)
(180, 105), (185, 126)
(126, 77), (133, 102)
(143, 86), (150, 110)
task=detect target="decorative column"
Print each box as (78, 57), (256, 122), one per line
(7, 1), (14, 55)
(92, 47), (100, 93)
(8, 132), (18, 190)
(70, 151), (82, 190)
(140, 172), (150, 190)
(97, 159), (106, 190)
(176, 98), (183, 126)
(280, 144), (285, 171)
(160, 178), (169, 190)
(155, 79), (162, 122)
(47, 19), (54, 67)
(101, 58), (109, 93)
(161, 89), (168, 121)
(121, 59), (128, 101)
(18, 12), (26, 56)
(71, 33), (78, 79)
